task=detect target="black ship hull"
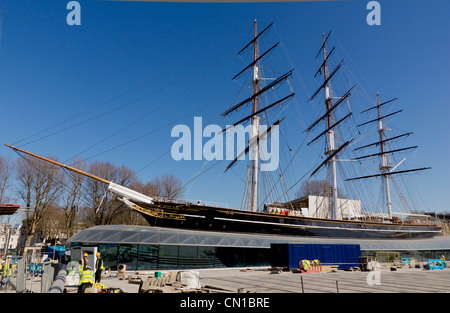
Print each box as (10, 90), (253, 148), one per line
(133, 200), (442, 239)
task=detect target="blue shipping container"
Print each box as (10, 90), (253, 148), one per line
(270, 243), (361, 270)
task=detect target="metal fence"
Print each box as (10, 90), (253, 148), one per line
(1, 256), (61, 293)
(16, 257), (26, 292)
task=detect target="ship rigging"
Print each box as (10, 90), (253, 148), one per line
(5, 22), (442, 239)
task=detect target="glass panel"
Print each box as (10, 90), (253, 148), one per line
(178, 246), (198, 269)
(259, 249), (271, 267)
(137, 245), (158, 270)
(232, 248), (246, 267)
(214, 247), (269, 268)
(99, 244), (117, 272)
(118, 244), (138, 271)
(158, 245), (179, 270)
(215, 247), (245, 267)
(198, 246), (216, 269)
(244, 248), (261, 267)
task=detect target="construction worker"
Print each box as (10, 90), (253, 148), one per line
(312, 259), (321, 272)
(1, 260), (5, 289)
(1, 260), (9, 290)
(78, 266), (94, 293)
(11, 262), (17, 276)
(94, 282), (107, 293)
(80, 253), (88, 271)
(95, 252), (104, 283)
(300, 259), (311, 272)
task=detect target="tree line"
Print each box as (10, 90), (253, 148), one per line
(0, 153), (184, 247)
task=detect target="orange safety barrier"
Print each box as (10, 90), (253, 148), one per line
(310, 260), (322, 272)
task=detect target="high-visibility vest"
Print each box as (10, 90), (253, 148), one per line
(79, 270), (94, 285)
(79, 258), (88, 274)
(301, 260), (311, 270)
(95, 257), (104, 271)
(94, 283), (106, 292)
(2, 264), (10, 277)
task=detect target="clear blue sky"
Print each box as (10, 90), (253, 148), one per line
(0, 0), (449, 213)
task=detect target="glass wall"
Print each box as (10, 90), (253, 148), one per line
(72, 241), (450, 271)
(73, 243), (271, 271)
(361, 250), (450, 263)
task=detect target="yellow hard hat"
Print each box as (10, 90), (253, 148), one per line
(84, 253), (88, 257)
(96, 252), (100, 256)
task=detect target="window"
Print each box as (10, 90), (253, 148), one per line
(98, 244), (117, 271)
(198, 246), (216, 268)
(178, 246), (198, 269)
(118, 244), (138, 271)
(137, 245), (158, 270)
(158, 245), (179, 270)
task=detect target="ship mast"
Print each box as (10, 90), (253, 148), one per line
(376, 93), (392, 219)
(250, 19), (260, 212)
(322, 33), (339, 220)
(347, 94), (431, 220)
(222, 21), (294, 212)
(305, 31), (355, 220)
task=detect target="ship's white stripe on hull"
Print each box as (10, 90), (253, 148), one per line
(183, 214), (440, 234)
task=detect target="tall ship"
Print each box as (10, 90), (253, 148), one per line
(6, 22), (442, 239)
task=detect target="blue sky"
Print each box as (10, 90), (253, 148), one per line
(0, 0), (449, 213)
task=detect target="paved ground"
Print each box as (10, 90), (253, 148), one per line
(195, 267), (450, 293)
(3, 267), (450, 293)
(73, 267), (450, 293)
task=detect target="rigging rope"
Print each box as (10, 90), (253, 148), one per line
(13, 24), (248, 148)
(65, 52), (236, 164)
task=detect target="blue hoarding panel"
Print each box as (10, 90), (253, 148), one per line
(271, 243), (361, 270)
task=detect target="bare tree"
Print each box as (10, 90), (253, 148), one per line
(82, 161), (138, 226)
(36, 204), (66, 245)
(15, 155), (64, 247)
(0, 155), (18, 255)
(296, 179), (346, 199)
(0, 154), (14, 228)
(79, 160), (186, 226)
(0, 154), (12, 204)
(107, 173), (185, 225)
(133, 180), (159, 198)
(61, 158), (86, 238)
(150, 173), (184, 200)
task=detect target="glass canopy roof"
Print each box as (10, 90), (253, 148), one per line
(67, 225), (450, 251)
